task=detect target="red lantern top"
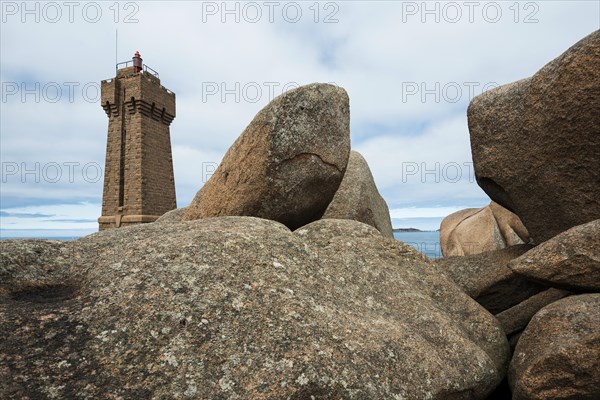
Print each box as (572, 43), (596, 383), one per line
(132, 51), (143, 73)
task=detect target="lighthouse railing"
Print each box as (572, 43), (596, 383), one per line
(115, 61), (160, 79)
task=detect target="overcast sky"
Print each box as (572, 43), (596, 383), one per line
(1, 1), (598, 236)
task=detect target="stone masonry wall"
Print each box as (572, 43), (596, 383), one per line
(99, 67), (176, 230)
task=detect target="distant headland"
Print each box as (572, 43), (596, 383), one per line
(392, 228), (440, 232)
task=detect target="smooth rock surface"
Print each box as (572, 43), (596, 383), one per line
(1, 217), (509, 399)
(155, 207), (187, 224)
(468, 30), (600, 243)
(489, 202), (530, 247)
(440, 202), (530, 257)
(439, 207), (480, 256)
(509, 219), (600, 291)
(509, 294), (600, 400)
(435, 245), (545, 314)
(185, 83), (351, 230)
(321, 151), (393, 238)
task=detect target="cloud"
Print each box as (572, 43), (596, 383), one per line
(355, 113), (489, 208)
(0, 211), (54, 218)
(1, 1), (598, 235)
(390, 206), (478, 219)
(42, 219), (97, 223)
(0, 202), (100, 230)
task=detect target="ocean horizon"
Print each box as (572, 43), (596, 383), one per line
(1, 229), (442, 259)
(393, 231), (442, 259)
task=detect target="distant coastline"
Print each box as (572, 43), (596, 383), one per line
(392, 228), (440, 233)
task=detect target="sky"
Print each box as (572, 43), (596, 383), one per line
(1, 1), (599, 236)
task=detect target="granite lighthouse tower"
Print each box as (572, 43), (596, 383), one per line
(98, 51), (176, 230)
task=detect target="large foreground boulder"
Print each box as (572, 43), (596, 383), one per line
(440, 201), (530, 256)
(468, 30), (600, 243)
(509, 294), (600, 400)
(509, 219), (600, 292)
(185, 83), (351, 230)
(321, 151), (393, 237)
(435, 245), (544, 314)
(1, 217), (508, 399)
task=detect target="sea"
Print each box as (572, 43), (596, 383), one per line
(393, 231), (442, 259)
(2, 231), (442, 259)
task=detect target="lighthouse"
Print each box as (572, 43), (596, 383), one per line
(98, 52), (177, 230)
